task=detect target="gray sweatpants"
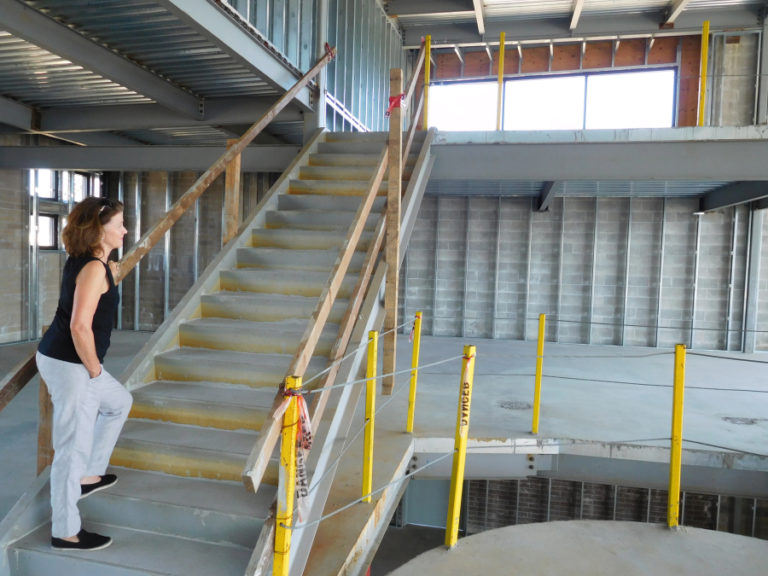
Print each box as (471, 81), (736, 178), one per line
(36, 352), (133, 538)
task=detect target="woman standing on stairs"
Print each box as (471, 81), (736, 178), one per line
(36, 196), (133, 552)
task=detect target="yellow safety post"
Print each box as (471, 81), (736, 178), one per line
(667, 344), (686, 528)
(496, 32), (505, 131)
(363, 331), (378, 503)
(423, 35), (431, 130)
(532, 314), (546, 434)
(445, 345), (476, 548)
(406, 312), (423, 433)
(697, 20), (710, 127)
(273, 376), (300, 576)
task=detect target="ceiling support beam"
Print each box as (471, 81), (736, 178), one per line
(0, 145), (299, 172)
(431, 129), (768, 181)
(699, 182), (768, 212)
(387, 0), (474, 18)
(38, 98), (302, 134)
(0, 0), (201, 119)
(472, 0), (486, 36)
(570, 0), (586, 31)
(665, 0), (692, 26)
(538, 181), (562, 211)
(157, 0), (312, 111)
(0, 95), (34, 130)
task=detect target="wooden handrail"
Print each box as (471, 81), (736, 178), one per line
(403, 44), (427, 167)
(242, 148), (389, 493)
(0, 46), (337, 423)
(117, 45), (337, 282)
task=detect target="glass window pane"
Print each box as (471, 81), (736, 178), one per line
(30, 215), (57, 249)
(428, 82), (497, 131)
(61, 171), (71, 203)
(504, 76), (586, 130)
(73, 173), (88, 202)
(585, 70), (675, 129)
(31, 169), (56, 199)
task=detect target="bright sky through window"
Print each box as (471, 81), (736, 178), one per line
(428, 69), (676, 131)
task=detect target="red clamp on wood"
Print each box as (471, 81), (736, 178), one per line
(385, 93), (406, 117)
(325, 42), (336, 59)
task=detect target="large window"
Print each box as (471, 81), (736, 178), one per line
(428, 69), (676, 131)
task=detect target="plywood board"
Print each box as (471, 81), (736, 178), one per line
(648, 37), (678, 65)
(552, 44), (580, 72)
(614, 39), (646, 67)
(678, 35), (702, 127)
(521, 46), (549, 73)
(583, 41), (612, 69)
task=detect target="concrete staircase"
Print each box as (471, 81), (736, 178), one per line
(0, 129), (434, 576)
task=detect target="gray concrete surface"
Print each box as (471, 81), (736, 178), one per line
(388, 521), (768, 576)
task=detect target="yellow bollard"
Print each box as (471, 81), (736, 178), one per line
(273, 376), (301, 576)
(423, 35), (431, 130)
(667, 344), (686, 528)
(445, 345), (476, 548)
(697, 21), (710, 127)
(496, 32), (505, 131)
(406, 312), (423, 433)
(532, 314), (546, 434)
(363, 331), (378, 503)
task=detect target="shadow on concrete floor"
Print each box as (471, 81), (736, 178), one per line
(371, 525), (444, 576)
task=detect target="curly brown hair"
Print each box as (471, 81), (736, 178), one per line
(62, 196), (124, 258)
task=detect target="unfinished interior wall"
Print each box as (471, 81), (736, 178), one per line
(0, 155), (28, 344)
(710, 33), (759, 126)
(401, 192), (763, 351)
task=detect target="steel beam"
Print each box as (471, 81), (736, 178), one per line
(0, 94), (34, 130)
(157, 0), (312, 110)
(472, 0), (485, 36)
(432, 133), (768, 181)
(0, 0), (201, 119)
(0, 145), (299, 171)
(403, 7), (761, 47)
(700, 181), (768, 212)
(39, 99), (302, 133)
(570, 0), (586, 31)
(538, 181), (562, 212)
(665, 0), (692, 25)
(387, 0), (473, 18)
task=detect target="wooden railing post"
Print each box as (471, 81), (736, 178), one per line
(383, 68), (403, 395)
(223, 138), (242, 246)
(37, 378), (53, 474)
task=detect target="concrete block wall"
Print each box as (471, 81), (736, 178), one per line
(711, 32), (759, 126)
(465, 478), (764, 539)
(0, 161), (28, 344)
(403, 188), (764, 351)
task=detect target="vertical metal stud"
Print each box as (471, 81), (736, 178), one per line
(463, 197), (471, 337)
(193, 193), (200, 282)
(715, 494), (721, 530)
(524, 197), (533, 340)
(492, 196), (502, 339)
(612, 485), (618, 520)
(681, 491), (686, 525)
(752, 498), (758, 536)
(556, 198), (565, 342)
(589, 197), (598, 344)
(163, 173), (171, 321)
(134, 173), (142, 331)
(656, 198), (667, 347)
(515, 480), (520, 524)
(691, 213), (702, 348)
(725, 207), (738, 350)
(647, 488), (652, 522)
(546, 478), (552, 522)
(432, 196), (441, 336)
(117, 172), (124, 330)
(28, 170), (39, 340)
(621, 198), (633, 346)
(580, 481), (585, 519)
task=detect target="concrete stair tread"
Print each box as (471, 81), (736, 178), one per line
(250, 227), (373, 250)
(220, 268), (359, 298)
(236, 246), (367, 272)
(118, 420), (257, 455)
(200, 292), (348, 323)
(299, 165), (387, 180)
(324, 131), (388, 142)
(288, 179), (389, 196)
(265, 210), (379, 232)
(179, 317), (338, 356)
(153, 347), (327, 386)
(130, 379), (277, 430)
(277, 193), (386, 212)
(309, 153), (387, 167)
(86, 467), (274, 517)
(12, 522), (252, 576)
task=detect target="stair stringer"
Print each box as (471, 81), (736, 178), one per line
(276, 128), (437, 576)
(120, 127), (327, 393)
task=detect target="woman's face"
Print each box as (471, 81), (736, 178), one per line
(102, 211), (127, 252)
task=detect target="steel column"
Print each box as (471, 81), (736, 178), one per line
(134, 174), (141, 330)
(163, 173), (171, 321)
(656, 198), (667, 347)
(725, 207), (738, 350)
(524, 198), (533, 340)
(462, 196), (470, 337)
(492, 196), (502, 339)
(690, 213), (702, 348)
(432, 197), (441, 336)
(589, 197), (598, 344)
(621, 198), (633, 346)
(116, 172), (124, 330)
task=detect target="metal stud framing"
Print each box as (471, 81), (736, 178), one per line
(133, 174), (141, 331)
(655, 198), (667, 347)
(116, 172), (124, 330)
(163, 173), (171, 321)
(690, 213), (703, 348)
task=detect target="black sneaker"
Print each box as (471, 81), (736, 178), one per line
(51, 529), (112, 551)
(80, 474), (118, 499)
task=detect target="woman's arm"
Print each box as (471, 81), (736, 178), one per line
(70, 260), (109, 378)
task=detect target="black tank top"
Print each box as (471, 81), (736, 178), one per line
(38, 256), (119, 364)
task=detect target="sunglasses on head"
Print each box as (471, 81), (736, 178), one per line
(98, 197), (117, 214)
